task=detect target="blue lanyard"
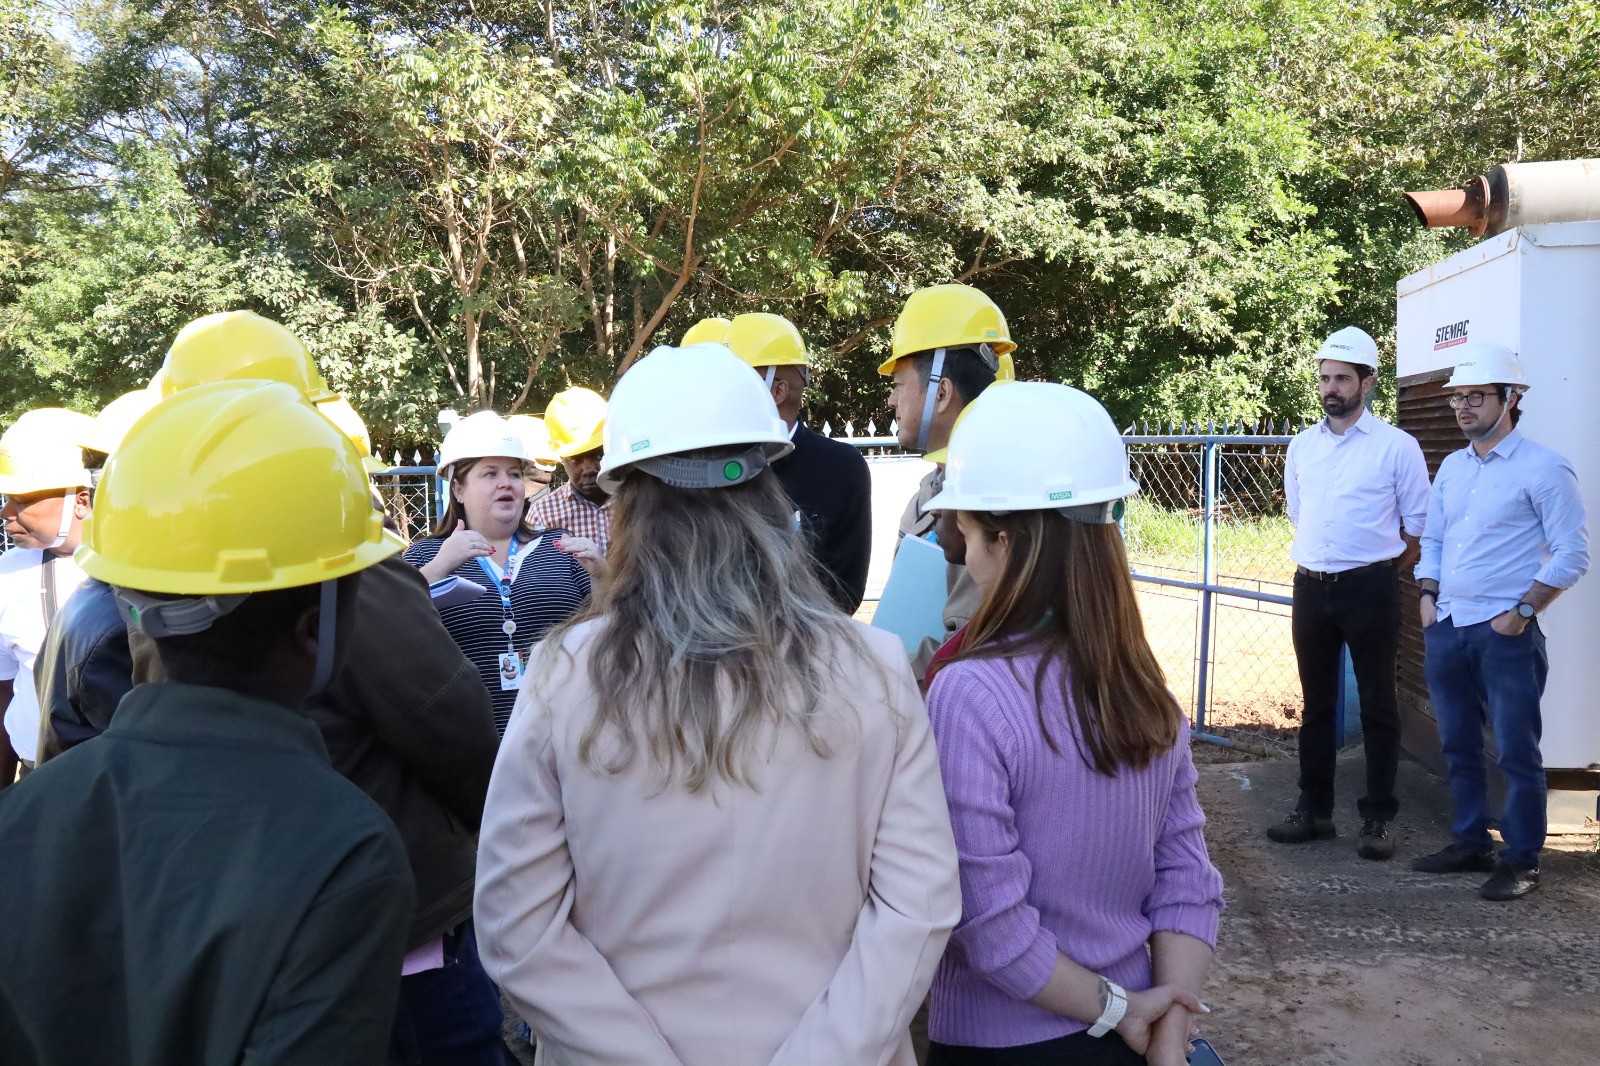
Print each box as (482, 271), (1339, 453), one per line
(477, 536), (524, 649)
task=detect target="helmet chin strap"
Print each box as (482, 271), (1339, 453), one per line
(45, 490), (77, 551)
(915, 347), (947, 455)
(309, 579), (340, 696)
(1468, 392), (1514, 443)
(916, 344), (998, 454)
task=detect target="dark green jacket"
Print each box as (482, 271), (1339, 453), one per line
(0, 683), (413, 1066)
(126, 556), (499, 949)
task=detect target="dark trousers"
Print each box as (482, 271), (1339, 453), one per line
(1290, 563), (1402, 821)
(390, 922), (519, 1066)
(1423, 616), (1549, 869)
(927, 1031), (1144, 1065)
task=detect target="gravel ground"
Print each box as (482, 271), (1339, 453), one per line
(1196, 749), (1600, 1065)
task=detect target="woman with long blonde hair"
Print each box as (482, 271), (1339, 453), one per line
(922, 382), (1224, 1066)
(474, 343), (960, 1065)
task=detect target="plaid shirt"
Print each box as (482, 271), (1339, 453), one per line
(531, 483), (613, 554)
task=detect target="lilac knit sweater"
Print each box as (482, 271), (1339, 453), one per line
(925, 652), (1224, 1048)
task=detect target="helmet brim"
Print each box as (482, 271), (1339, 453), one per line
(922, 478), (1140, 515)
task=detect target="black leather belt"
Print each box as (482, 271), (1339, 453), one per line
(1295, 560), (1395, 582)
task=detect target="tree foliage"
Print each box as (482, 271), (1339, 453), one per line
(4, 0), (1599, 443)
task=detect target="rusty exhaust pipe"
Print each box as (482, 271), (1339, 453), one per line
(1405, 160), (1600, 238)
(1404, 176), (1491, 236)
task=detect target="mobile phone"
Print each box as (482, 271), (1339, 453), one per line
(1188, 1037), (1227, 1066)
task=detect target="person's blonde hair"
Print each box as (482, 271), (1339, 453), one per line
(935, 510), (1183, 775)
(540, 460), (880, 793)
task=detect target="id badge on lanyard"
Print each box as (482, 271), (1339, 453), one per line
(479, 537), (529, 691)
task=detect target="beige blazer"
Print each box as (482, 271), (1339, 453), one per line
(474, 618), (960, 1066)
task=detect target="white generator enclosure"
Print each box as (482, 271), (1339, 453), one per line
(1396, 221), (1600, 774)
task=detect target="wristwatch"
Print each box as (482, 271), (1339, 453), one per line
(1088, 978), (1128, 1038)
(1515, 602), (1536, 620)
(1419, 589), (1437, 602)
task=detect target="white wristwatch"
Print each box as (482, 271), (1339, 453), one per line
(1088, 978), (1128, 1038)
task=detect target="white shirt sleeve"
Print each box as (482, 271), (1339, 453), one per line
(1395, 433), (1431, 538)
(1283, 437), (1300, 528)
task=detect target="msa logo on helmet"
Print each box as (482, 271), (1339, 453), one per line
(1433, 319), (1470, 351)
(1049, 490), (1073, 501)
(630, 440), (650, 453)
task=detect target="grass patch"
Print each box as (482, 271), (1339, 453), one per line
(1123, 497), (1294, 584)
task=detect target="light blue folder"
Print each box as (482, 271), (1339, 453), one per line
(870, 534), (950, 656)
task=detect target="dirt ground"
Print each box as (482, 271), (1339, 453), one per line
(1196, 749), (1600, 1066)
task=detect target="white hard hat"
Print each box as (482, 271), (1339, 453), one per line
(599, 343), (793, 493)
(923, 381), (1138, 520)
(1314, 326), (1379, 369)
(437, 411), (527, 476)
(1445, 342), (1529, 390)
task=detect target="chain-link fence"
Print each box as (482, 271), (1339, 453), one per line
(1124, 431), (1299, 754)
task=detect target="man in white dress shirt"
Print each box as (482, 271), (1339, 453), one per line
(1268, 327), (1430, 860)
(0, 409), (95, 786)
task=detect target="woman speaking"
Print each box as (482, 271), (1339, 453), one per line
(404, 412), (590, 736)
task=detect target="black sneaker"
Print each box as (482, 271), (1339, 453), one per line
(1480, 861), (1541, 901)
(1409, 842), (1496, 874)
(1266, 809), (1336, 844)
(1357, 820), (1394, 861)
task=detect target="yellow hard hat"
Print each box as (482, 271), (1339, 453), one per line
(878, 284), (1016, 376)
(83, 390), (161, 458)
(160, 311), (336, 402)
(77, 380), (401, 596)
(681, 317), (733, 346)
(507, 414), (559, 468)
(724, 313), (809, 369)
(317, 396), (388, 475)
(544, 387), (607, 458)
(0, 408), (95, 495)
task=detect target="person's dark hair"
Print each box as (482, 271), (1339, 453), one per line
(151, 583), (324, 687)
(911, 347), (998, 406)
(935, 510), (1183, 776)
(429, 455), (530, 537)
(82, 448), (109, 471)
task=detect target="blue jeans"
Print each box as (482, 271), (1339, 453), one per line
(390, 921), (518, 1066)
(1422, 616), (1549, 869)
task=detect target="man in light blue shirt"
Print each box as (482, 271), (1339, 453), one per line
(1412, 343), (1589, 901)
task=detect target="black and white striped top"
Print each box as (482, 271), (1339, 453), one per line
(403, 532), (591, 736)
